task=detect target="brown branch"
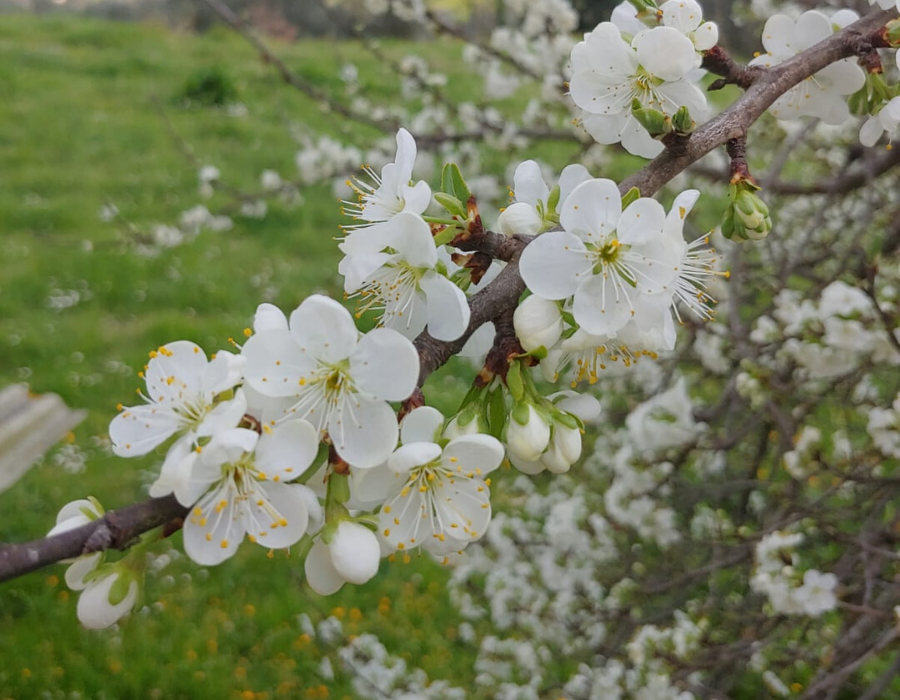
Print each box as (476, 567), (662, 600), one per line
(0, 495), (187, 584)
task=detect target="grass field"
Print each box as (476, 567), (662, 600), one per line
(0, 14), (526, 698)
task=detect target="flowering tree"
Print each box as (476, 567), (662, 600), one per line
(5, 0), (900, 696)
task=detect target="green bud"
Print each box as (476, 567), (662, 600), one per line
(631, 98), (672, 140)
(722, 181), (772, 242)
(511, 400), (532, 426)
(671, 105), (695, 136)
(886, 19), (900, 47)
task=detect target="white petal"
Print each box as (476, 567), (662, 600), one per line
(247, 482), (310, 549)
(196, 390), (247, 438)
(509, 453), (546, 474)
(254, 303), (288, 333)
(635, 27), (696, 82)
(512, 160), (550, 206)
(242, 330), (314, 398)
(421, 272), (471, 341)
(339, 251), (393, 294)
(618, 198), (666, 246)
(558, 164), (592, 206)
(498, 201), (543, 236)
(442, 434), (505, 475)
(761, 14), (800, 57)
(434, 478), (492, 541)
(332, 395), (399, 469)
(393, 127), (417, 184)
(49, 499), (99, 537)
(65, 552), (102, 591)
(255, 419), (319, 481)
(620, 116), (665, 158)
(183, 481), (243, 566)
(328, 521), (381, 585)
(402, 180), (432, 216)
(289, 295), (359, 364)
(389, 441), (442, 475)
(572, 274), (634, 336)
(378, 487), (433, 551)
(693, 22), (718, 51)
(795, 11), (832, 51)
(145, 341), (208, 405)
(109, 404), (179, 457)
(391, 211), (437, 268)
(77, 573), (138, 630)
(351, 328), (419, 401)
(661, 0), (703, 33)
(519, 231), (591, 300)
(305, 539), (345, 595)
(400, 406), (445, 445)
(551, 391), (603, 422)
(859, 117), (884, 146)
(561, 178), (622, 242)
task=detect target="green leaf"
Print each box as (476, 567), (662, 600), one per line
(441, 163), (471, 204)
(433, 192), (466, 218)
(486, 387), (507, 439)
(506, 360), (525, 401)
(433, 226), (461, 247)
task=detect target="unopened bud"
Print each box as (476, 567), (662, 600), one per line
(671, 105), (695, 136)
(631, 98), (672, 140)
(722, 182), (772, 242)
(498, 201), (543, 237)
(506, 404), (551, 462)
(513, 296), (562, 353)
(886, 18), (900, 47)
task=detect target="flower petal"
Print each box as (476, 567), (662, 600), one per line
(247, 482), (310, 549)
(109, 404), (179, 457)
(520, 231), (591, 300)
(560, 178), (622, 243)
(255, 418), (319, 481)
(400, 406), (445, 445)
(332, 394), (399, 469)
(618, 197), (666, 246)
(512, 160), (550, 206)
(253, 303), (288, 333)
(242, 329), (315, 398)
(441, 434), (505, 476)
(289, 295), (359, 364)
(420, 271), (471, 341)
(351, 328), (419, 401)
(305, 539), (345, 595)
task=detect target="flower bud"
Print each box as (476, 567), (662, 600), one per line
(506, 404), (551, 462)
(631, 98), (672, 140)
(498, 201), (543, 237)
(722, 182), (772, 242)
(886, 19), (900, 47)
(77, 571), (139, 630)
(328, 521), (381, 585)
(513, 296), (563, 352)
(671, 106), (695, 136)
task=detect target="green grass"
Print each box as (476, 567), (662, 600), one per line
(0, 14), (521, 699)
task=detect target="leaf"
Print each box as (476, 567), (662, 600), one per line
(441, 163), (471, 204)
(621, 187), (641, 209)
(433, 192), (466, 219)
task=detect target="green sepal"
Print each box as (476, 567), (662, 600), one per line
(441, 163), (471, 204)
(511, 401), (531, 426)
(330, 471), (351, 505)
(546, 184), (561, 215)
(108, 570), (136, 607)
(506, 360), (525, 401)
(620, 186), (641, 210)
(486, 387), (508, 439)
(552, 410), (580, 431)
(433, 192), (466, 219)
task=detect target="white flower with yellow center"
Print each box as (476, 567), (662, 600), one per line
(109, 341), (245, 458)
(178, 420), (320, 566)
(371, 407), (504, 558)
(569, 22), (707, 158)
(342, 127), (431, 227)
(241, 295), (419, 469)
(520, 178), (680, 337)
(338, 211), (470, 341)
(749, 11), (865, 125)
